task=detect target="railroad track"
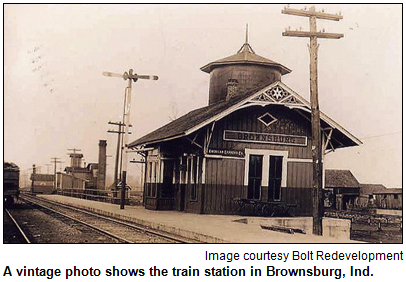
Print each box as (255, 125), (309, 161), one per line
(4, 208), (31, 243)
(20, 194), (198, 243)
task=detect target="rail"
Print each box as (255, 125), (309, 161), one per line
(4, 209), (31, 243)
(21, 194), (197, 243)
(20, 195), (132, 243)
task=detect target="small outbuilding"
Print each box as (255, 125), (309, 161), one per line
(357, 184), (402, 210)
(324, 169), (360, 211)
(31, 174), (55, 194)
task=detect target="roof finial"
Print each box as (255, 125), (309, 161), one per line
(237, 23), (255, 54)
(245, 23), (249, 44)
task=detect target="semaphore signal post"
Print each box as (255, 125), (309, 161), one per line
(282, 5), (344, 235)
(103, 69), (158, 209)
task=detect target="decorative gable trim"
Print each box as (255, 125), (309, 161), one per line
(245, 82), (307, 107)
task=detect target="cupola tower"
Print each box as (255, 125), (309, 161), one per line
(201, 25), (291, 105)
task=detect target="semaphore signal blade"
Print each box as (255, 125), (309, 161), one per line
(135, 75), (159, 80)
(102, 71), (123, 78)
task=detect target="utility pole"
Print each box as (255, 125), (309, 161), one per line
(107, 121), (132, 191)
(58, 161), (65, 173)
(45, 164), (51, 174)
(31, 164), (36, 193)
(282, 5), (343, 235)
(51, 157), (61, 190)
(103, 69), (158, 209)
(67, 148), (81, 188)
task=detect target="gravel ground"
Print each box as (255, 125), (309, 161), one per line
(26, 197), (174, 243)
(5, 201), (119, 243)
(350, 224), (402, 243)
(325, 210), (402, 243)
(3, 209), (29, 243)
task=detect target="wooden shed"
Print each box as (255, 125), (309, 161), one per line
(128, 36), (361, 216)
(324, 169), (360, 211)
(356, 184), (402, 210)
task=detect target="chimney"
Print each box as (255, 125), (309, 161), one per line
(97, 140), (107, 190)
(226, 79), (239, 101)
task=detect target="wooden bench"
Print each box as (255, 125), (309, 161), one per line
(234, 198), (296, 217)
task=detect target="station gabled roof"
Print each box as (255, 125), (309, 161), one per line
(129, 80), (362, 150)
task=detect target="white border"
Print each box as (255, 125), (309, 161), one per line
(243, 148), (288, 189)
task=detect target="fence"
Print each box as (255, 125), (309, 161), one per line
(57, 188), (130, 204)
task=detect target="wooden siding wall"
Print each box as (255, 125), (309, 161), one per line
(286, 162), (312, 188)
(144, 183), (175, 210)
(285, 162), (313, 215)
(203, 105), (313, 215)
(204, 158), (312, 215)
(204, 158), (245, 214)
(354, 194), (403, 210)
(209, 105), (312, 159)
(374, 194), (402, 210)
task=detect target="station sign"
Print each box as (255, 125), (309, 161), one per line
(223, 130), (307, 146)
(207, 148), (245, 158)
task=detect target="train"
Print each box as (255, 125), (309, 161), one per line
(4, 162), (20, 206)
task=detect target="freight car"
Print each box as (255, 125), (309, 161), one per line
(4, 162), (20, 206)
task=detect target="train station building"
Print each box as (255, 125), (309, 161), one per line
(128, 34), (361, 216)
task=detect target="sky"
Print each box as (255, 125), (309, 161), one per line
(3, 4), (402, 188)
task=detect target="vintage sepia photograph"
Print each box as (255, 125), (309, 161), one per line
(3, 4), (402, 243)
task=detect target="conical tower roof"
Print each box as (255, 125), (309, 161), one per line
(201, 26), (291, 75)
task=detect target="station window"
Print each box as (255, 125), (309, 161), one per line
(247, 155), (263, 200)
(268, 156), (283, 201)
(146, 161), (157, 198)
(162, 160), (174, 198)
(245, 149), (287, 202)
(190, 156), (199, 201)
(151, 162), (157, 198)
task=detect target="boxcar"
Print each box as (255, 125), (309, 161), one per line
(4, 162), (20, 206)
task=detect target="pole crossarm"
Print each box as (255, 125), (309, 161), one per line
(108, 130), (131, 134)
(282, 7), (343, 21)
(108, 121), (132, 127)
(282, 31), (343, 39)
(129, 160), (146, 164)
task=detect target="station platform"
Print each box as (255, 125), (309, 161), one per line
(38, 195), (358, 243)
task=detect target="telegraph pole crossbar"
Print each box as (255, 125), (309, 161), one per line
(282, 5), (344, 236)
(282, 7), (343, 21)
(282, 31), (343, 39)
